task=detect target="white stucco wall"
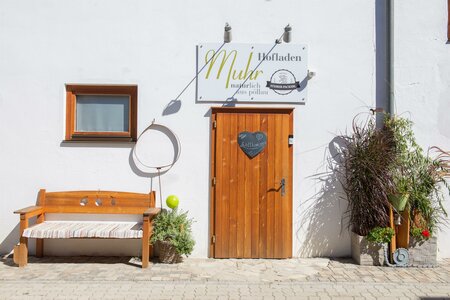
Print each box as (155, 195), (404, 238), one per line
(0, 0), (386, 258)
(392, 0), (450, 259)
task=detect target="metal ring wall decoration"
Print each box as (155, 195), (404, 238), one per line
(132, 121), (182, 172)
(132, 121), (181, 209)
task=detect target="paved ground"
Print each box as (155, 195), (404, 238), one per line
(1, 256), (450, 299)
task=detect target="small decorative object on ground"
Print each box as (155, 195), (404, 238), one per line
(150, 205), (195, 264)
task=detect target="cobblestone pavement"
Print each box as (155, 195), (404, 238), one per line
(1, 256), (450, 299)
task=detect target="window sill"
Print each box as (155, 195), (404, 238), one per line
(60, 140), (136, 148)
(62, 138), (136, 143)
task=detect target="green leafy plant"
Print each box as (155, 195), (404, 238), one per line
(150, 208), (195, 256)
(384, 115), (448, 234)
(383, 115), (419, 206)
(408, 148), (449, 235)
(366, 227), (395, 244)
(339, 114), (396, 236)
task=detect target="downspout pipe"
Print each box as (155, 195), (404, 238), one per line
(388, 0), (395, 115)
(375, 0), (393, 125)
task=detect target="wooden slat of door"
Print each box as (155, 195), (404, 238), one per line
(236, 114), (246, 258)
(229, 113), (238, 257)
(209, 115), (216, 257)
(215, 113), (224, 258)
(251, 114), (261, 258)
(282, 113), (293, 258)
(221, 113), (231, 258)
(265, 114), (275, 258)
(274, 113), (283, 258)
(258, 114), (269, 258)
(243, 114), (253, 258)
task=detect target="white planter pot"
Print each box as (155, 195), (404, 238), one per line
(351, 232), (385, 266)
(408, 236), (437, 266)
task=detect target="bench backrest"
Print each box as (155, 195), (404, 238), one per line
(38, 189), (156, 214)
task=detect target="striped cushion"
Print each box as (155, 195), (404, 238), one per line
(22, 221), (143, 239)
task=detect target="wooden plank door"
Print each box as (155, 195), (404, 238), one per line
(210, 107), (293, 259)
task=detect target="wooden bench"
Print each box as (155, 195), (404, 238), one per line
(13, 189), (160, 268)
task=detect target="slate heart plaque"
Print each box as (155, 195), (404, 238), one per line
(238, 131), (267, 158)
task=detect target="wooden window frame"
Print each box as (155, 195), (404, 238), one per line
(65, 84), (137, 142)
(448, 0), (450, 41)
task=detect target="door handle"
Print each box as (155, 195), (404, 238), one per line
(280, 178), (286, 196)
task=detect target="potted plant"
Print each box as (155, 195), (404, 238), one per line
(384, 116), (449, 265)
(388, 177), (410, 213)
(340, 112), (449, 266)
(351, 226), (395, 266)
(337, 113), (397, 265)
(150, 208), (195, 263)
(407, 147), (449, 265)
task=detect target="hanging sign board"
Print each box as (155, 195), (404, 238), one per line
(197, 43), (308, 103)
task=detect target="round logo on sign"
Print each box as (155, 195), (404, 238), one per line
(267, 69), (299, 95)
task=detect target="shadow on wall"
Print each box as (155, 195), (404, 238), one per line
(162, 100), (182, 116)
(0, 192), (42, 255)
(297, 136), (351, 257)
(0, 224), (20, 255)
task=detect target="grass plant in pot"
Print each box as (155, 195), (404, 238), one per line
(150, 208), (195, 263)
(338, 113), (396, 265)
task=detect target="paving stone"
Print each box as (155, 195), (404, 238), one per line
(0, 256), (450, 299)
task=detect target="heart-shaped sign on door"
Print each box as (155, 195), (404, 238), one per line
(238, 131), (267, 158)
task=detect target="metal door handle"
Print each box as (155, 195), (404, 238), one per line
(280, 178), (286, 196)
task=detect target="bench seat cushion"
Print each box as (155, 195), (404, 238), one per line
(22, 221), (143, 239)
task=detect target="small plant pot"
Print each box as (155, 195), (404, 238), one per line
(351, 232), (385, 266)
(158, 241), (182, 264)
(388, 193), (409, 212)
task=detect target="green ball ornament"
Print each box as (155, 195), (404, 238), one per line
(166, 195), (179, 209)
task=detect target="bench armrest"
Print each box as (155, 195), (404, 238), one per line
(14, 206), (44, 219)
(143, 207), (161, 219)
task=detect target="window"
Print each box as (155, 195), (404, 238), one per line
(65, 84), (137, 142)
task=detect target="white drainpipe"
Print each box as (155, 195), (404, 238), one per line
(388, 0), (395, 114)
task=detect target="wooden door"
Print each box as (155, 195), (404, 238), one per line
(210, 107), (293, 258)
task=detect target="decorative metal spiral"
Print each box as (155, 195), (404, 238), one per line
(383, 244), (408, 267)
(393, 248), (409, 266)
